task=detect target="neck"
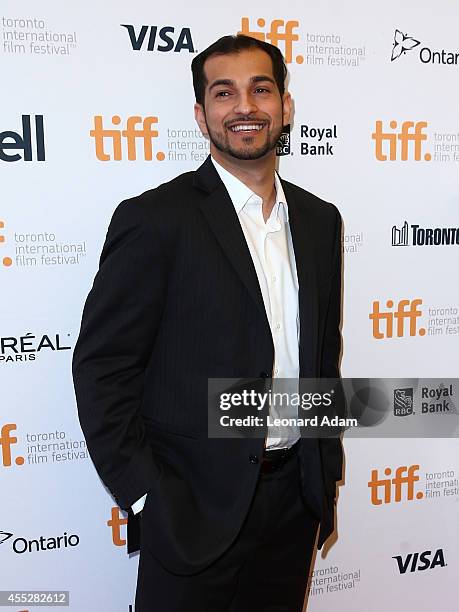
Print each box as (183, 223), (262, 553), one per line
(211, 147), (276, 206)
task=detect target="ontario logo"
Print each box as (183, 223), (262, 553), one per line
(390, 29), (459, 65)
(391, 30), (420, 61)
(0, 529), (79, 554)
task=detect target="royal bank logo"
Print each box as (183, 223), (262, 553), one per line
(276, 124), (290, 156)
(393, 549), (446, 573)
(392, 221), (459, 246)
(394, 388), (413, 417)
(391, 30), (420, 61)
(121, 24), (195, 53)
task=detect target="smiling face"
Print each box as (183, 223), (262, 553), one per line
(194, 48), (291, 163)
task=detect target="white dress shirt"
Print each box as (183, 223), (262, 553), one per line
(132, 157), (301, 515)
(211, 157), (301, 451)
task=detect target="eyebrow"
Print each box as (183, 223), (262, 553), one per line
(208, 75), (276, 92)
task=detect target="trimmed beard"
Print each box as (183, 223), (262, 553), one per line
(204, 116), (283, 161)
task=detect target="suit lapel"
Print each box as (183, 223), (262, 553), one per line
(194, 157), (269, 324)
(281, 179), (319, 377)
(193, 156), (319, 376)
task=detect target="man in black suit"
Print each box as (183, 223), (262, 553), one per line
(73, 34), (343, 612)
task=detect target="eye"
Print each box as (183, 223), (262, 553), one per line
(255, 87), (270, 93)
(215, 90), (231, 97)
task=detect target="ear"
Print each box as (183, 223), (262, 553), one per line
(194, 103), (209, 136)
(281, 91), (292, 127)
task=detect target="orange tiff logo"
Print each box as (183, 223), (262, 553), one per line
(0, 220), (13, 267)
(369, 299), (426, 339)
(0, 424), (24, 466)
(107, 506), (128, 546)
(90, 115), (165, 161)
(368, 465), (424, 505)
(238, 18), (302, 64)
(372, 120), (431, 161)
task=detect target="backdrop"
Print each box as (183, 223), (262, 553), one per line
(1, 0), (458, 610)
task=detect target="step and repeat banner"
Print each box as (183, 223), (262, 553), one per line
(1, 0), (458, 610)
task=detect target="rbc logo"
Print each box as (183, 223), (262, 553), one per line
(121, 25), (195, 52)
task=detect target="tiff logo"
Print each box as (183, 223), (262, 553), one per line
(107, 506), (128, 546)
(372, 120), (431, 161)
(238, 18), (302, 64)
(369, 299), (426, 339)
(368, 465), (424, 505)
(0, 424), (24, 467)
(90, 116), (165, 162)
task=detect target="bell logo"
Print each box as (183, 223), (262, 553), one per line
(238, 18), (302, 64)
(0, 115), (45, 162)
(107, 507), (127, 546)
(369, 299), (426, 339)
(121, 25), (195, 53)
(372, 120), (431, 161)
(368, 465), (424, 505)
(0, 424), (24, 467)
(393, 549), (446, 574)
(90, 116), (165, 162)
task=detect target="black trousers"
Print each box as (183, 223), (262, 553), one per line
(135, 453), (319, 612)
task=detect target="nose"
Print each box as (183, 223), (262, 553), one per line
(233, 91), (258, 116)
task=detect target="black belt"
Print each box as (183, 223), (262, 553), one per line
(260, 440), (300, 474)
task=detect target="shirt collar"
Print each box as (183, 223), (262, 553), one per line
(210, 156), (289, 221)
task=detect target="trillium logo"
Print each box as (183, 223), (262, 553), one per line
(391, 30), (420, 61)
(0, 531), (13, 544)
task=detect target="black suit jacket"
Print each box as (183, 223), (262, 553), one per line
(72, 155), (344, 574)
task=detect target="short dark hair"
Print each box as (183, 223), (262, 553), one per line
(191, 35), (287, 105)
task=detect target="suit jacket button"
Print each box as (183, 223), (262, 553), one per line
(249, 454), (259, 464)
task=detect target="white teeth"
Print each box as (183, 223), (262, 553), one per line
(230, 124), (264, 132)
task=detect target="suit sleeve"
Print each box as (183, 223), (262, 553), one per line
(72, 198), (167, 509)
(319, 204), (344, 487)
